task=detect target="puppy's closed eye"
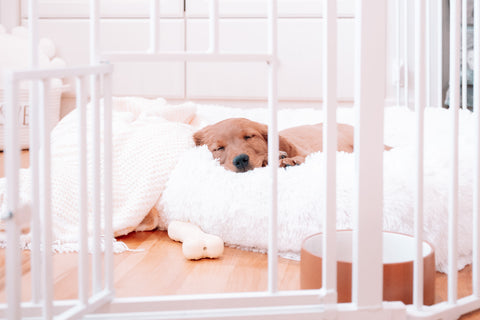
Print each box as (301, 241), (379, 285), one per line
(244, 135), (252, 140)
(214, 146), (225, 152)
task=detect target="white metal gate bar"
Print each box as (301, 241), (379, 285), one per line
(3, 72), (21, 320)
(475, 0), (480, 298)
(462, 0), (468, 109)
(413, 0), (425, 310)
(149, 0), (159, 53)
(39, 78), (54, 319)
(0, 291), (331, 318)
(91, 73), (102, 295)
(4, 65), (112, 80)
(5, 218), (21, 319)
(352, 0), (385, 307)
(426, 0), (430, 108)
(29, 82), (42, 305)
(103, 71), (114, 294)
(437, 0), (443, 109)
(449, 0), (461, 305)
(96, 291), (332, 318)
(404, 0), (409, 108)
(101, 52), (275, 63)
(322, 0), (337, 298)
(89, 0), (102, 296)
(76, 75), (89, 305)
(90, 305), (407, 320)
(267, 0), (279, 294)
(89, 305), (328, 320)
(90, 0), (100, 64)
(209, 0), (220, 54)
(395, 0), (400, 107)
(27, 0), (42, 305)
(91, 299), (405, 320)
(0, 297), (115, 319)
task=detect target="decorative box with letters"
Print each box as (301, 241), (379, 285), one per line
(0, 24), (67, 150)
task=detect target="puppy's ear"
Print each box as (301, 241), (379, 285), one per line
(259, 123), (269, 142)
(192, 130), (205, 146)
(258, 123), (298, 156)
(279, 135), (298, 157)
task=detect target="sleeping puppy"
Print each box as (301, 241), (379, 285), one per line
(193, 118), (389, 173)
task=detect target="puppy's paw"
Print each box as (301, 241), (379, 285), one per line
(279, 156), (305, 168)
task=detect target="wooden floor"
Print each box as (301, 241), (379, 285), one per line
(0, 231), (300, 301)
(1, 151), (480, 319)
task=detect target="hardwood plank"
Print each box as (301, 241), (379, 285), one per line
(112, 231), (298, 296)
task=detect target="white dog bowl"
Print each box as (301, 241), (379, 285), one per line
(300, 230), (435, 305)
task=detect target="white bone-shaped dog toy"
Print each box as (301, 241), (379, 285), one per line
(167, 221), (224, 260)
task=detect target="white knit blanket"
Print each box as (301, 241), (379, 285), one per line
(0, 97), (196, 252)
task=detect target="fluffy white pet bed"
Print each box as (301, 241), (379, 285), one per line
(162, 105), (477, 273)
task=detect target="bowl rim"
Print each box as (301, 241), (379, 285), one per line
(301, 229), (435, 265)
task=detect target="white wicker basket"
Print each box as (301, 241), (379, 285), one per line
(0, 85), (64, 150)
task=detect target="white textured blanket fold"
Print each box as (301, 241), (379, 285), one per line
(0, 97), (196, 251)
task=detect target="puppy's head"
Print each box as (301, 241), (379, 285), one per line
(193, 118), (269, 172)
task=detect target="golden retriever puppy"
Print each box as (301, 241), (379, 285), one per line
(193, 117), (366, 173)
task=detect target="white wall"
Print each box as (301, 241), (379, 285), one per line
(385, 0), (448, 108)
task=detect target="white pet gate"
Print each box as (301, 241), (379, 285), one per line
(1, 0), (480, 319)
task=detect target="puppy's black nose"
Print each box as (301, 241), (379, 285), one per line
(233, 154), (249, 170)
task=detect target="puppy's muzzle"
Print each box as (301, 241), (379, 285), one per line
(233, 153), (250, 171)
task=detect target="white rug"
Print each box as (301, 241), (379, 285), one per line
(161, 105), (478, 273)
